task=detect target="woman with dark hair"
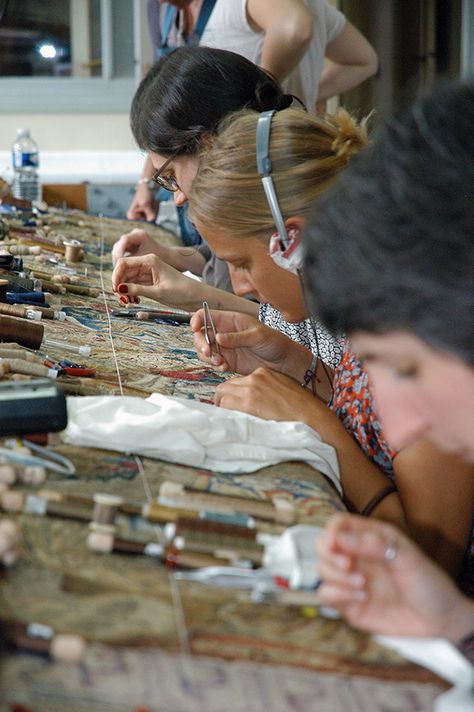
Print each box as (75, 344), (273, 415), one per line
(301, 82), (474, 665)
(112, 46), (293, 314)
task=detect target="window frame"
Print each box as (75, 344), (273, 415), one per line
(0, 0), (148, 113)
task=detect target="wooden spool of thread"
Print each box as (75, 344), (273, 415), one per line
(0, 303), (41, 321)
(63, 240), (82, 263)
(90, 493), (124, 533)
(36, 280), (65, 295)
(0, 348), (39, 361)
(0, 358), (57, 379)
(0, 518), (22, 567)
(0, 620), (86, 663)
(0, 279), (8, 303)
(0, 315), (43, 350)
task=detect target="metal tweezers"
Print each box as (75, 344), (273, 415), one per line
(202, 301), (220, 356)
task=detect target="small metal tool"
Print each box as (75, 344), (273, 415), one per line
(202, 301), (220, 356)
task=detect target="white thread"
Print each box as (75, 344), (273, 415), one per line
(98, 215), (124, 397)
(98, 218), (199, 709)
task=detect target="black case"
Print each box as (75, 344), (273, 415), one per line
(0, 379), (68, 435)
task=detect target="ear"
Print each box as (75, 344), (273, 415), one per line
(284, 216), (306, 246)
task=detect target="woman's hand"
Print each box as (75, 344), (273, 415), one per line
(126, 184), (159, 223)
(111, 254), (194, 307)
(112, 228), (166, 265)
(191, 308), (312, 376)
(316, 513), (474, 641)
(214, 367), (324, 424)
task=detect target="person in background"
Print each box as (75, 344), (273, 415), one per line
(301, 81), (474, 663)
(186, 105), (474, 585)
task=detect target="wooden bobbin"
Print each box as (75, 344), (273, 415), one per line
(1, 358), (56, 379)
(0, 315), (44, 350)
(90, 493), (124, 533)
(0, 279), (8, 303)
(0, 466), (17, 486)
(63, 240), (82, 263)
(0, 303), (32, 320)
(0, 518), (22, 567)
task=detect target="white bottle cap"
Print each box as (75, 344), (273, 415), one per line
(16, 128), (30, 138)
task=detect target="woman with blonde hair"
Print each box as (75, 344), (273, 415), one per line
(189, 106), (474, 587)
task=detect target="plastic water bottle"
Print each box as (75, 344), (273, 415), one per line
(11, 128), (41, 202)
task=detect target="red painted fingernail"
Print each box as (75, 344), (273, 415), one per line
(117, 283), (128, 294)
(119, 295), (130, 304)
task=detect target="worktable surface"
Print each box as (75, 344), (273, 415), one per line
(0, 211), (446, 711)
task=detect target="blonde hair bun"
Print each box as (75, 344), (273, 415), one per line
(329, 109), (368, 159)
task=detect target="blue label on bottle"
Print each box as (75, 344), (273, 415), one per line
(12, 151), (39, 169)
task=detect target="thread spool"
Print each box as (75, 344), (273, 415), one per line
(0, 348), (39, 361)
(0, 358), (57, 379)
(0, 315), (43, 349)
(63, 240), (82, 263)
(0, 279), (8, 303)
(0, 303), (41, 321)
(36, 280), (64, 295)
(64, 284), (100, 297)
(0, 518), (22, 566)
(0, 620), (86, 663)
(90, 493), (124, 533)
(0, 466), (17, 485)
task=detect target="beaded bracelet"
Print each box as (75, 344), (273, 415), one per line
(361, 484), (397, 517)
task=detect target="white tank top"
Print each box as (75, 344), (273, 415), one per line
(201, 0), (346, 114)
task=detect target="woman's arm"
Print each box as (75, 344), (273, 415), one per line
(112, 254), (259, 314)
(318, 20), (378, 102)
(247, 0), (313, 81)
(127, 155), (159, 222)
(393, 440), (474, 577)
(213, 368), (408, 528)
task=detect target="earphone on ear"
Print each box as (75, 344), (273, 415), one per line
(256, 110), (290, 250)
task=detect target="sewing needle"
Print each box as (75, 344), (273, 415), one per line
(202, 301), (220, 356)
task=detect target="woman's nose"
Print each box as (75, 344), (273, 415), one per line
(173, 189), (188, 208)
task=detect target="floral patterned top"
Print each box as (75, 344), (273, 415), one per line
(330, 346), (396, 477)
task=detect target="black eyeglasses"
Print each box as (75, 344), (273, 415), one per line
(151, 153), (180, 192)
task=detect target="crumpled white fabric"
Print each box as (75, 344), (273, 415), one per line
(376, 635), (474, 711)
(263, 525), (322, 589)
(63, 393), (341, 492)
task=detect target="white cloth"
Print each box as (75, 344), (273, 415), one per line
(376, 636), (474, 711)
(263, 524), (322, 589)
(63, 393), (341, 492)
(201, 0), (346, 113)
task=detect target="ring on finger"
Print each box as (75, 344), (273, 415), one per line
(384, 537), (398, 562)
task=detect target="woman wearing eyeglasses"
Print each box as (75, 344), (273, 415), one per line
(186, 106), (474, 590)
(112, 46), (295, 316)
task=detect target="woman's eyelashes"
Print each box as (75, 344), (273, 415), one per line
(392, 363), (419, 380)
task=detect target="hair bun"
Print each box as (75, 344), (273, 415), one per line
(276, 94), (293, 110)
(330, 109), (368, 159)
